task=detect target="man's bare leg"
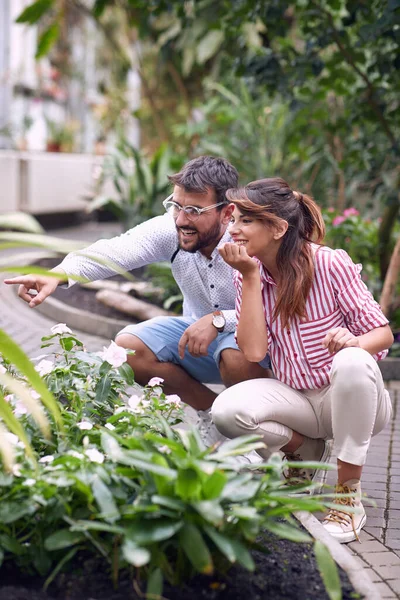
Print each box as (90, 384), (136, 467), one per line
(116, 334), (216, 410)
(219, 348), (273, 387)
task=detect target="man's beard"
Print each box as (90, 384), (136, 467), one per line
(177, 220), (222, 253)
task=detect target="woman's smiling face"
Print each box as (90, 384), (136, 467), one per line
(228, 207), (276, 258)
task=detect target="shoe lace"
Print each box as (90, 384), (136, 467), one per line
(283, 452), (309, 483)
(324, 484), (360, 542)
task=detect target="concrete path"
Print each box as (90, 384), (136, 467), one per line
(1, 221), (399, 598)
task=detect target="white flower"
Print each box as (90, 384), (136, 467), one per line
(85, 448), (105, 464)
(165, 394), (181, 407)
(4, 432), (19, 446)
(35, 359), (54, 377)
(147, 377), (164, 387)
(31, 391), (41, 400)
(14, 400), (29, 418)
(77, 421), (93, 430)
(0, 364), (6, 374)
(114, 406), (127, 415)
(12, 463), (22, 477)
(51, 323), (72, 335)
(39, 455), (54, 464)
(98, 341), (127, 368)
(68, 450), (84, 459)
(4, 394), (14, 403)
(83, 436), (90, 447)
(105, 423), (115, 431)
(158, 445), (171, 454)
(23, 478), (36, 487)
(127, 395), (142, 410)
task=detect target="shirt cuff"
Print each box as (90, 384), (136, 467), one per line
(221, 309), (236, 333)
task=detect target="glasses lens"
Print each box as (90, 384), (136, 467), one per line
(183, 206), (200, 220)
(164, 201), (179, 217)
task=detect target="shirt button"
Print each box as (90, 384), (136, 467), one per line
(210, 284), (214, 289)
(301, 373), (306, 377)
(287, 330), (291, 336)
(208, 264), (212, 268)
(294, 352), (298, 358)
(214, 304), (219, 308)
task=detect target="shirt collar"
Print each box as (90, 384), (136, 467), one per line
(259, 261), (276, 286)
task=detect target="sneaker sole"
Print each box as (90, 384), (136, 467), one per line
(325, 513), (367, 544)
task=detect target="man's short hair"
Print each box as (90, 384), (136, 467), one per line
(168, 156), (239, 206)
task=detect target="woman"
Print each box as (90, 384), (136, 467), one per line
(212, 178), (393, 544)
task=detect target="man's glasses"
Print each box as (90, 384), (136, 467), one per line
(163, 194), (228, 222)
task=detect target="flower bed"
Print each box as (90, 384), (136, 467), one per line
(0, 325), (355, 599)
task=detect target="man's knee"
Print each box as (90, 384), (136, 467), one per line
(219, 348), (271, 386)
(115, 333), (156, 363)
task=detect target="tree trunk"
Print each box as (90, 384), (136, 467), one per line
(96, 289), (172, 320)
(379, 235), (400, 317)
(378, 200), (400, 280)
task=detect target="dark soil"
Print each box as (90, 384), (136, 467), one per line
(0, 531), (358, 600)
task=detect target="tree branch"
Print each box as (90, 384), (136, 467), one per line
(313, 3), (397, 150)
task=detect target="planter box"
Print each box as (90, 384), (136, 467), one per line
(379, 357), (400, 381)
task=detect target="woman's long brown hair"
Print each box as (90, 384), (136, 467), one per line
(226, 178), (325, 329)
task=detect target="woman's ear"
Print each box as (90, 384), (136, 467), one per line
(274, 219), (289, 240)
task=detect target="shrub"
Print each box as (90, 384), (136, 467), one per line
(0, 326), (337, 597)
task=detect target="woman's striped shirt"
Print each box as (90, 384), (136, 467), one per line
(234, 245), (389, 390)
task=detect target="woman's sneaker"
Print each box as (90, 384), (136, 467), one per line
(283, 438), (332, 493)
(322, 479), (366, 543)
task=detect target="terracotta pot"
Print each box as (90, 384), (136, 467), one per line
(46, 141), (62, 152)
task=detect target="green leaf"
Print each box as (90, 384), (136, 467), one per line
(175, 467), (202, 501)
(93, 0), (110, 18)
(0, 501), (35, 524)
(35, 22), (60, 59)
(95, 375), (112, 404)
(229, 539), (255, 571)
(0, 329), (63, 430)
(67, 519), (124, 534)
(0, 391), (36, 464)
(0, 212), (44, 233)
(203, 525), (237, 563)
(147, 567), (163, 597)
(193, 500), (224, 525)
(196, 30), (224, 64)
(180, 523), (213, 574)
(122, 540), (150, 567)
(314, 541), (342, 600)
(126, 519), (183, 544)
(202, 470), (227, 499)
(92, 475), (120, 523)
(117, 362), (135, 385)
(44, 529), (85, 551)
(16, 0), (54, 24)
(263, 521), (312, 543)
(151, 495), (185, 512)
(0, 548), (4, 567)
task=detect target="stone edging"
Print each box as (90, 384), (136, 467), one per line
(34, 294), (131, 341)
(295, 510), (381, 600)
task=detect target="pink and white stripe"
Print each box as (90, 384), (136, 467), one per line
(234, 245), (388, 390)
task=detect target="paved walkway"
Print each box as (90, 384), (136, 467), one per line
(1, 222), (399, 598)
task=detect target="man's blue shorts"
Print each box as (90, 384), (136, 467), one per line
(117, 316), (271, 385)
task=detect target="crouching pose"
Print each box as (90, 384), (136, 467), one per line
(212, 177), (393, 543)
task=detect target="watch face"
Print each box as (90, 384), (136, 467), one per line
(213, 315), (225, 328)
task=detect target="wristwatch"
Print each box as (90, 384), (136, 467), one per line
(212, 310), (226, 333)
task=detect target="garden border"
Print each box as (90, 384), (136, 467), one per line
(294, 511), (380, 600)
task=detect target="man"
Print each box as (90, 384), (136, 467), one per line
(5, 156), (271, 420)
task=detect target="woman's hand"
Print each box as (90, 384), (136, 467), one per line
(219, 243), (259, 276)
(322, 327), (360, 354)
